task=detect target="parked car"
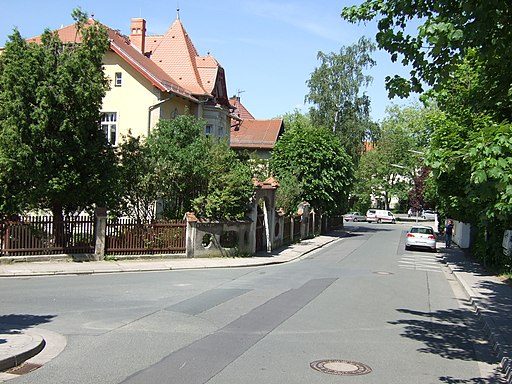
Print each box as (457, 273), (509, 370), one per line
(366, 209), (396, 224)
(405, 225), (437, 251)
(344, 212), (367, 222)
(421, 210), (437, 220)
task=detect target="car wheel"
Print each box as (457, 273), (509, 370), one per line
(392, 219), (396, 224)
(377, 218), (382, 223)
(405, 245), (410, 251)
(353, 218), (358, 222)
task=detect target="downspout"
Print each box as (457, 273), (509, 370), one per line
(148, 96), (173, 136)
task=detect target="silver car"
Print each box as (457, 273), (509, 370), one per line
(343, 212), (367, 222)
(405, 225), (437, 251)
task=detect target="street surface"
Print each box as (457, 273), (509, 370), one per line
(0, 221), (505, 383)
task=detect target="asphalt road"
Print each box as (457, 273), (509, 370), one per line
(0, 221), (504, 383)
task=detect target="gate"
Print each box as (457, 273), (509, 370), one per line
(255, 213), (266, 252)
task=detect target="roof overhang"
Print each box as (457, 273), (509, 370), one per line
(109, 40), (199, 103)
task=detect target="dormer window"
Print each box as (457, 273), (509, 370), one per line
(115, 72), (122, 87)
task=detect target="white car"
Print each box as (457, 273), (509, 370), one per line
(405, 225), (437, 251)
(344, 212), (367, 222)
(366, 209), (396, 224)
(421, 210), (437, 220)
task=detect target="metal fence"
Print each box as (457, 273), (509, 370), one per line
(106, 218), (186, 255)
(0, 216), (95, 256)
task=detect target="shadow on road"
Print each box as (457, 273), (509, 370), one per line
(0, 314), (56, 344)
(338, 224), (397, 235)
(389, 308), (504, 383)
(438, 375), (505, 383)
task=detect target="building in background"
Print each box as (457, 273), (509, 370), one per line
(229, 95), (284, 160)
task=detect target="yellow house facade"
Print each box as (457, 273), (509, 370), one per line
(23, 15), (232, 146)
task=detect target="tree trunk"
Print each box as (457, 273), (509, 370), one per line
(52, 204), (66, 248)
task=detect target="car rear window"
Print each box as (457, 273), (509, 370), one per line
(410, 227), (434, 235)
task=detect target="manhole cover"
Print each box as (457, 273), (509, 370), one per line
(310, 359), (372, 376)
(6, 362), (42, 375)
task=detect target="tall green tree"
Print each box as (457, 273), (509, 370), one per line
(270, 113), (353, 215)
(354, 126), (412, 210)
(352, 104), (434, 210)
(0, 10), (115, 226)
(343, 1), (512, 268)
(305, 37), (377, 164)
(145, 115), (211, 219)
(342, 0), (512, 120)
(115, 134), (158, 223)
(193, 141), (254, 220)
(120, 114), (254, 221)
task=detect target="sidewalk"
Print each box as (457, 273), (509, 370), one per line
(1, 233), (511, 382)
(442, 248), (512, 382)
(0, 235), (337, 277)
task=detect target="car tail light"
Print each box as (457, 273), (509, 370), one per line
(428, 235), (436, 239)
(407, 234), (415, 237)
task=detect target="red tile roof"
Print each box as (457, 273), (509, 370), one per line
(253, 176), (280, 189)
(144, 35), (163, 54)
(26, 20), (197, 101)
(229, 97), (255, 120)
(231, 119), (284, 149)
(149, 18), (208, 96)
(196, 55), (220, 95)
(363, 141), (375, 152)
(229, 97), (283, 150)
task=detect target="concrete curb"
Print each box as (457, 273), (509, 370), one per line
(0, 330), (45, 372)
(446, 261), (512, 383)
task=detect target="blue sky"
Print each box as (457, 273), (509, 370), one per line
(0, 0), (417, 122)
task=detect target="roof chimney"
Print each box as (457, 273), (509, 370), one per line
(130, 18), (146, 54)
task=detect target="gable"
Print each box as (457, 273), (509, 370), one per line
(149, 18), (206, 96)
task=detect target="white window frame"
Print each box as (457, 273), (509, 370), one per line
(115, 72), (122, 87)
(101, 112), (117, 145)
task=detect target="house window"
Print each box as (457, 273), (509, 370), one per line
(205, 124), (212, 136)
(101, 112), (117, 145)
(115, 72), (122, 87)
(171, 108), (179, 119)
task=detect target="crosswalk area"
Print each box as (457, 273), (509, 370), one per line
(399, 250), (443, 272)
